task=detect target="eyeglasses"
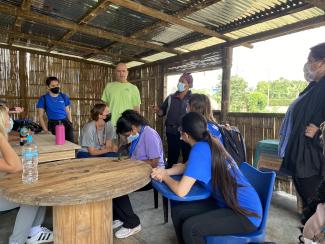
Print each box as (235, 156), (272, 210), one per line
(320, 122), (325, 146)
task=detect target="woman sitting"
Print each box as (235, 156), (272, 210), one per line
(0, 105), (53, 244)
(116, 109), (165, 168)
(152, 112), (262, 244)
(111, 110), (165, 239)
(188, 93), (223, 144)
(77, 103), (117, 158)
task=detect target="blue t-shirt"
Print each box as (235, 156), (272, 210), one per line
(208, 122), (224, 144)
(184, 142), (263, 227)
(36, 92), (71, 120)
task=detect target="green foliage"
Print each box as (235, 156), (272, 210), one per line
(229, 75), (248, 112)
(247, 92), (267, 112)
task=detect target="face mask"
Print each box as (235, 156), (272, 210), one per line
(303, 63), (315, 82)
(6, 117), (14, 133)
(103, 113), (111, 123)
(127, 133), (139, 143)
(177, 82), (185, 92)
(50, 87), (60, 94)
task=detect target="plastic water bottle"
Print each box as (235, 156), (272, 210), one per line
(22, 135), (39, 184)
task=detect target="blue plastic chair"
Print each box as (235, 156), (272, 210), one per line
(205, 162), (276, 244)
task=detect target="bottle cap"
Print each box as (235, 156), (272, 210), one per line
(27, 135), (33, 143)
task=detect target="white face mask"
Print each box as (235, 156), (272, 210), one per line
(6, 117), (14, 133)
(177, 82), (186, 92)
(127, 133), (139, 143)
(303, 63), (315, 82)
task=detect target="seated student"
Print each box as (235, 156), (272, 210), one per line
(116, 109), (165, 168)
(111, 110), (165, 239)
(151, 112), (262, 244)
(0, 105), (53, 244)
(77, 103), (117, 158)
(188, 93), (223, 144)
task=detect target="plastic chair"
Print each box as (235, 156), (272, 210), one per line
(205, 162), (276, 244)
(152, 175), (211, 223)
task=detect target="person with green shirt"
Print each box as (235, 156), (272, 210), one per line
(101, 63), (141, 126)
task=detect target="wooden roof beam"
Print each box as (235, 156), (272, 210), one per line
(86, 0), (223, 59)
(48, 0), (113, 52)
(304, 0), (325, 10)
(0, 2), (182, 55)
(107, 0), (251, 47)
(1, 27), (145, 63)
(8, 0), (32, 46)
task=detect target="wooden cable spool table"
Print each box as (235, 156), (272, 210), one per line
(0, 157), (151, 244)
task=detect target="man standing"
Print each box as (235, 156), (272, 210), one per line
(37, 76), (74, 142)
(154, 73), (193, 168)
(101, 63), (141, 126)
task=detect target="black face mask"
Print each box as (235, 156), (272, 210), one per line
(103, 113), (111, 123)
(50, 87), (60, 94)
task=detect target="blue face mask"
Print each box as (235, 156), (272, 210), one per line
(6, 117), (14, 133)
(127, 133), (139, 143)
(177, 82), (185, 92)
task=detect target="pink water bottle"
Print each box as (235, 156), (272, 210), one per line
(55, 122), (65, 145)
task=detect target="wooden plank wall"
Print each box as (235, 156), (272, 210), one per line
(214, 111), (285, 163)
(128, 64), (165, 136)
(0, 48), (113, 142)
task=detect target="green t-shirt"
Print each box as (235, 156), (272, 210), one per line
(101, 81), (141, 126)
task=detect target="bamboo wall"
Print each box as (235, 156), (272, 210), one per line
(0, 48), (113, 142)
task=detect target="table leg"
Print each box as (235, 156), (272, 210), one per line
(53, 199), (112, 244)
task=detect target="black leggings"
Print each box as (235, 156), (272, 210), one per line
(113, 195), (140, 229)
(171, 198), (257, 244)
(293, 175), (323, 209)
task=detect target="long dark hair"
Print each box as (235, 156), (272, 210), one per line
(116, 109), (149, 135)
(181, 112), (259, 217)
(189, 94), (217, 123)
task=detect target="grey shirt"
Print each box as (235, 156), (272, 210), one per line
(79, 121), (115, 152)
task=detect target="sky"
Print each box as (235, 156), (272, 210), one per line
(167, 26), (325, 94)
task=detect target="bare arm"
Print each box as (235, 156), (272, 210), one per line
(151, 167), (195, 197)
(105, 139), (118, 152)
(65, 106), (72, 123)
(88, 146), (112, 156)
(0, 133), (22, 173)
(38, 108), (48, 132)
(142, 158), (159, 168)
(166, 163), (186, 175)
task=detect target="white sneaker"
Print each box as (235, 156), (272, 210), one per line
(113, 219), (124, 229)
(115, 225), (141, 239)
(26, 227), (53, 244)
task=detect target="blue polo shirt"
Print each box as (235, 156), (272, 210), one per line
(36, 92), (71, 120)
(184, 141), (263, 228)
(208, 122), (224, 145)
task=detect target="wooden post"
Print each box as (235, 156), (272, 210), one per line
(18, 50), (28, 118)
(220, 47), (233, 123)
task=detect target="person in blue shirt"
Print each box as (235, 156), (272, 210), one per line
(188, 93), (223, 144)
(152, 112), (262, 244)
(36, 77), (74, 142)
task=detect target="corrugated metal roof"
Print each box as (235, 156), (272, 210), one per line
(225, 7), (324, 39)
(136, 0), (193, 14)
(0, 12), (15, 28)
(0, 0), (21, 6)
(126, 61), (145, 69)
(22, 21), (68, 40)
(109, 43), (149, 58)
(141, 52), (176, 62)
(31, 0), (99, 22)
(89, 4), (156, 36)
(69, 32), (113, 49)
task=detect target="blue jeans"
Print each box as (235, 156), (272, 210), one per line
(76, 151), (118, 158)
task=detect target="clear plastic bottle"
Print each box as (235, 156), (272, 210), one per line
(21, 135), (39, 184)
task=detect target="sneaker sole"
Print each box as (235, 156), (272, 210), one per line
(115, 226), (141, 239)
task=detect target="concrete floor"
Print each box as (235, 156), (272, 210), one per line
(0, 191), (301, 244)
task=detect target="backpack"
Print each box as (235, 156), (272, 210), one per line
(217, 124), (247, 165)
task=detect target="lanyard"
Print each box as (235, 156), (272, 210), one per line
(96, 125), (106, 147)
(129, 126), (145, 157)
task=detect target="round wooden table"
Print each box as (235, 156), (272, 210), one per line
(0, 157), (151, 244)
